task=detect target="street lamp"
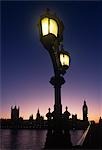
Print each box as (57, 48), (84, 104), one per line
(38, 8), (64, 51)
(38, 9), (72, 148)
(59, 45), (71, 71)
(41, 17), (58, 37)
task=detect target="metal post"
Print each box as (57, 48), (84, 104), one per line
(50, 75), (65, 119)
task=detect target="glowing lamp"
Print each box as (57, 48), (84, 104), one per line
(41, 17), (58, 37)
(38, 9), (64, 50)
(60, 50), (70, 70)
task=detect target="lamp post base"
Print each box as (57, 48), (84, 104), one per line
(44, 129), (72, 149)
(44, 118), (72, 149)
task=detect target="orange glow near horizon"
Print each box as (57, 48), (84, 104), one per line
(0, 111), (100, 123)
(1, 89), (101, 124)
(1, 101), (100, 123)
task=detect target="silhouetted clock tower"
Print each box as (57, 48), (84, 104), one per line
(83, 100), (88, 121)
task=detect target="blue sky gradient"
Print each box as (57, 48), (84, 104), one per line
(1, 1), (102, 122)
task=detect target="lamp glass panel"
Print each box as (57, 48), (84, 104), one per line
(50, 19), (58, 37)
(41, 18), (48, 36)
(60, 54), (69, 66)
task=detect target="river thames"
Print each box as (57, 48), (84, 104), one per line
(1, 129), (84, 150)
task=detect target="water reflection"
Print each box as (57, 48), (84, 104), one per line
(10, 130), (19, 149)
(1, 129), (83, 150)
(1, 129), (47, 150)
(70, 130), (84, 146)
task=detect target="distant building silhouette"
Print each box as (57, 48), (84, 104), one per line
(11, 106), (19, 120)
(1, 104), (89, 130)
(36, 108), (40, 120)
(72, 114), (77, 120)
(99, 117), (102, 124)
(36, 108), (44, 121)
(29, 114), (33, 121)
(83, 100), (88, 121)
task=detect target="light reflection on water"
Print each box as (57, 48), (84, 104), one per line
(1, 129), (84, 150)
(70, 130), (84, 146)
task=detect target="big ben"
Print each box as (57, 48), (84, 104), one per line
(83, 100), (88, 121)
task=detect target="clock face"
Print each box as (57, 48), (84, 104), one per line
(84, 107), (87, 111)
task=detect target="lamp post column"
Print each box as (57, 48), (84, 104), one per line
(50, 75), (65, 120)
(54, 82), (62, 117)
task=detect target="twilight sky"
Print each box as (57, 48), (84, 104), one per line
(1, 1), (102, 122)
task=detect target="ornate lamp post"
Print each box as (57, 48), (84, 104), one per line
(38, 9), (71, 148)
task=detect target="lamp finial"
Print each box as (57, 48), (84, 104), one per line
(46, 8), (50, 14)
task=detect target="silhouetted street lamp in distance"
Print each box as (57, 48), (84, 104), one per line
(38, 8), (71, 149)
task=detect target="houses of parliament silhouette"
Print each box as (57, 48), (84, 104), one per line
(1, 100), (91, 129)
